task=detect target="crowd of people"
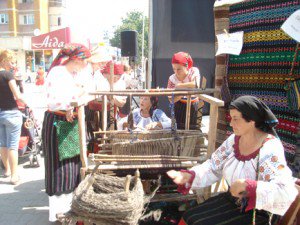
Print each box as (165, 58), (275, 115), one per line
(0, 44), (299, 225)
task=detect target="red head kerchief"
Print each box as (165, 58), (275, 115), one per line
(48, 43), (91, 72)
(171, 52), (193, 69)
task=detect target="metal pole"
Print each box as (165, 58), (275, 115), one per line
(141, 5), (145, 82)
(146, 0), (153, 89)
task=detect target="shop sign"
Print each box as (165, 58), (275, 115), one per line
(31, 27), (71, 50)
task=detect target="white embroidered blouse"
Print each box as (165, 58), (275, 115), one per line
(190, 134), (297, 216)
(46, 66), (80, 111)
(167, 67), (201, 89)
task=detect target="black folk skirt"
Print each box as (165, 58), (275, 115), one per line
(42, 111), (81, 196)
(180, 192), (279, 225)
(174, 101), (199, 130)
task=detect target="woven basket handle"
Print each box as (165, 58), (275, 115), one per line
(84, 175), (95, 191)
(81, 162), (101, 191)
(124, 175), (132, 193)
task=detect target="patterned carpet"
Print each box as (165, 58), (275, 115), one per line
(226, 0), (300, 166)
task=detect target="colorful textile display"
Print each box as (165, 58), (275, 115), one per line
(227, 0), (300, 163)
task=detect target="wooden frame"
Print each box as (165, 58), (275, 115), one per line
(71, 88), (224, 179)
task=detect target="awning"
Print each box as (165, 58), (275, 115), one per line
(31, 27), (71, 50)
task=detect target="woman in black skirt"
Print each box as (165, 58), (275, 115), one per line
(167, 96), (298, 225)
(42, 43), (91, 222)
(167, 52), (201, 130)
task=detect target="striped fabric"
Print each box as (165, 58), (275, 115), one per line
(179, 192), (278, 225)
(42, 111), (81, 196)
(226, 0), (300, 163)
(174, 101), (199, 130)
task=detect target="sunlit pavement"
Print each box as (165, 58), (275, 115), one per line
(0, 82), (59, 225)
(0, 82), (210, 225)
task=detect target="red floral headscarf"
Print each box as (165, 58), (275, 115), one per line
(48, 43), (91, 72)
(171, 52), (193, 69)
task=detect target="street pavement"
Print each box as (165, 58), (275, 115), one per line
(0, 82), (60, 225)
(0, 82), (210, 225)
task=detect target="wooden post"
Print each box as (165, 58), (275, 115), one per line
(102, 95), (108, 144)
(109, 63), (114, 130)
(102, 95), (108, 131)
(185, 95), (191, 130)
(78, 105), (88, 179)
(207, 103), (219, 158)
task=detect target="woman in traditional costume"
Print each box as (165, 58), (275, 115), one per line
(167, 52), (201, 130)
(42, 43), (91, 222)
(168, 96), (298, 225)
(119, 96), (171, 130)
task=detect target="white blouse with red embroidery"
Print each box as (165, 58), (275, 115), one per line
(190, 134), (298, 216)
(167, 67), (201, 89)
(46, 66), (79, 111)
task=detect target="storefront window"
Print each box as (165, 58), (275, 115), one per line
(44, 50), (53, 72)
(25, 51), (34, 72)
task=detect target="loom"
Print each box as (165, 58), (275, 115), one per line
(61, 89), (224, 224)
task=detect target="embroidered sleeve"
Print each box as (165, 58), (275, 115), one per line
(255, 138), (298, 216)
(153, 109), (171, 129)
(190, 135), (234, 188)
(189, 67), (201, 88)
(245, 179), (257, 211)
(177, 170), (196, 195)
(132, 108), (141, 126)
(167, 75), (176, 89)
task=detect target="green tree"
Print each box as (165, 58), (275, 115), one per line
(109, 10), (149, 64)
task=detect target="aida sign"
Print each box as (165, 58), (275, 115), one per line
(31, 27), (71, 50)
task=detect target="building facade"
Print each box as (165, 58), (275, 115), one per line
(0, 0), (66, 73)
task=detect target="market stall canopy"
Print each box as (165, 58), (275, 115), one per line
(31, 27), (71, 50)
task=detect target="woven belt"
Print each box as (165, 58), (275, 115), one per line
(48, 110), (78, 117)
(179, 98), (199, 104)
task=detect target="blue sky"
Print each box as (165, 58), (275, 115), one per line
(65, 0), (149, 43)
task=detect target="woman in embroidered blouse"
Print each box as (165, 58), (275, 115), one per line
(42, 43), (91, 222)
(167, 96), (298, 225)
(118, 96), (171, 130)
(167, 52), (201, 130)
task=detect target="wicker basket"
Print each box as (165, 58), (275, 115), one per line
(71, 172), (146, 225)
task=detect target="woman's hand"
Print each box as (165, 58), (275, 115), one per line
(167, 170), (192, 185)
(66, 109), (74, 122)
(146, 122), (162, 130)
(230, 179), (247, 199)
